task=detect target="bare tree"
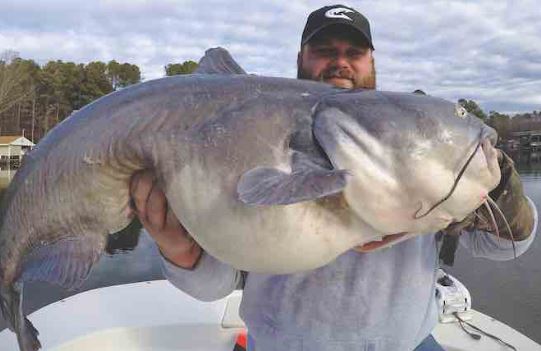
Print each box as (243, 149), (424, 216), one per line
(0, 50), (33, 116)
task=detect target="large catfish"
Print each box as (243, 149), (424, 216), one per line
(0, 48), (500, 350)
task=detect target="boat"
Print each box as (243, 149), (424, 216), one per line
(0, 275), (539, 350)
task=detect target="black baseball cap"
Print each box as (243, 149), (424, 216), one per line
(301, 4), (374, 50)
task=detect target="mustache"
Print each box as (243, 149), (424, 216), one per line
(321, 68), (355, 81)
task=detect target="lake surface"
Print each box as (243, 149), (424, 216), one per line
(0, 162), (540, 344)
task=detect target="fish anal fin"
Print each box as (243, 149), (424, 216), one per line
(20, 235), (106, 291)
(237, 166), (348, 206)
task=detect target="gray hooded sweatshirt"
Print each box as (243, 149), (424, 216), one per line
(161, 198), (537, 351)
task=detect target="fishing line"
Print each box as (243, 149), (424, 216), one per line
(414, 130), (484, 219)
(453, 312), (518, 351)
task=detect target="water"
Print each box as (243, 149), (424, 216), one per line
(0, 163), (540, 344)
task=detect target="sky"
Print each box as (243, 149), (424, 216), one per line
(0, 0), (539, 114)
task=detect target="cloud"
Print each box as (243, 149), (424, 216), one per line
(0, 0), (539, 113)
(366, 0), (540, 113)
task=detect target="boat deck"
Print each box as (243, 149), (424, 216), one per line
(0, 280), (539, 350)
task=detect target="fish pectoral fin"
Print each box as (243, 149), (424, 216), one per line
(20, 234), (106, 291)
(237, 166), (348, 205)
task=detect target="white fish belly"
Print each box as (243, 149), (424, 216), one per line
(164, 164), (379, 273)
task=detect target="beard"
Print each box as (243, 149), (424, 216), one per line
(297, 57), (377, 90)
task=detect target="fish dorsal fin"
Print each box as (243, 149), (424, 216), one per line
(194, 47), (247, 75)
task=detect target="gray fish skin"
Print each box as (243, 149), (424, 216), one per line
(313, 91), (501, 236)
(0, 74), (333, 281)
(0, 50), (500, 350)
(0, 74), (343, 350)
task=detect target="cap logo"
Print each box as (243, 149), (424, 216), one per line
(325, 7), (354, 21)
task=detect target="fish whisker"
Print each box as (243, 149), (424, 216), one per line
(482, 199), (501, 246)
(486, 196), (517, 259)
(414, 130), (484, 219)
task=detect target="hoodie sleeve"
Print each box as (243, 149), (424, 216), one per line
(160, 252), (245, 301)
(459, 196), (537, 260)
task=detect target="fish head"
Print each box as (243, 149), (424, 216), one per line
(314, 90), (501, 249)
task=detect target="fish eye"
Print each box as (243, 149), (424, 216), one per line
(455, 105), (468, 119)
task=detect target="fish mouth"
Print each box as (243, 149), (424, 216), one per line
(354, 232), (409, 252)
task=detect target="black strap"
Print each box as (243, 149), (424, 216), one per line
(439, 233), (460, 266)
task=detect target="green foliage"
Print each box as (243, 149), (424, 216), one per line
(455, 100), (541, 141)
(487, 111), (511, 140)
(107, 60), (121, 88)
(82, 61), (113, 105)
(164, 61), (198, 76)
(41, 60), (85, 113)
(0, 50), (142, 141)
(1, 50), (539, 146)
(107, 60), (141, 89)
(458, 98), (487, 121)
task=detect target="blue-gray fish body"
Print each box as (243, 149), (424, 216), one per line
(0, 48), (500, 350)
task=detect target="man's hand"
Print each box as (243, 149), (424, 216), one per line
(439, 147), (533, 265)
(442, 149), (533, 241)
(130, 170), (202, 269)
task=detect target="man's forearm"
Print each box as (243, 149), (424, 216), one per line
(161, 251), (245, 301)
(159, 239), (203, 269)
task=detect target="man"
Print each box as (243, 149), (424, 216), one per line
(130, 5), (536, 350)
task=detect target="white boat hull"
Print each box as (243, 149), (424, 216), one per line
(0, 280), (538, 351)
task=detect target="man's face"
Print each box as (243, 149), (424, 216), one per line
(297, 31), (375, 89)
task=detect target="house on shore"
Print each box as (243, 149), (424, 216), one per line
(0, 135), (35, 166)
(509, 130), (541, 162)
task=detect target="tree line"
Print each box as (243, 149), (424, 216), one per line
(0, 50), (198, 142)
(458, 99), (541, 141)
(1, 50), (537, 143)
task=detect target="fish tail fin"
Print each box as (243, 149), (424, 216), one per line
(0, 283), (42, 350)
